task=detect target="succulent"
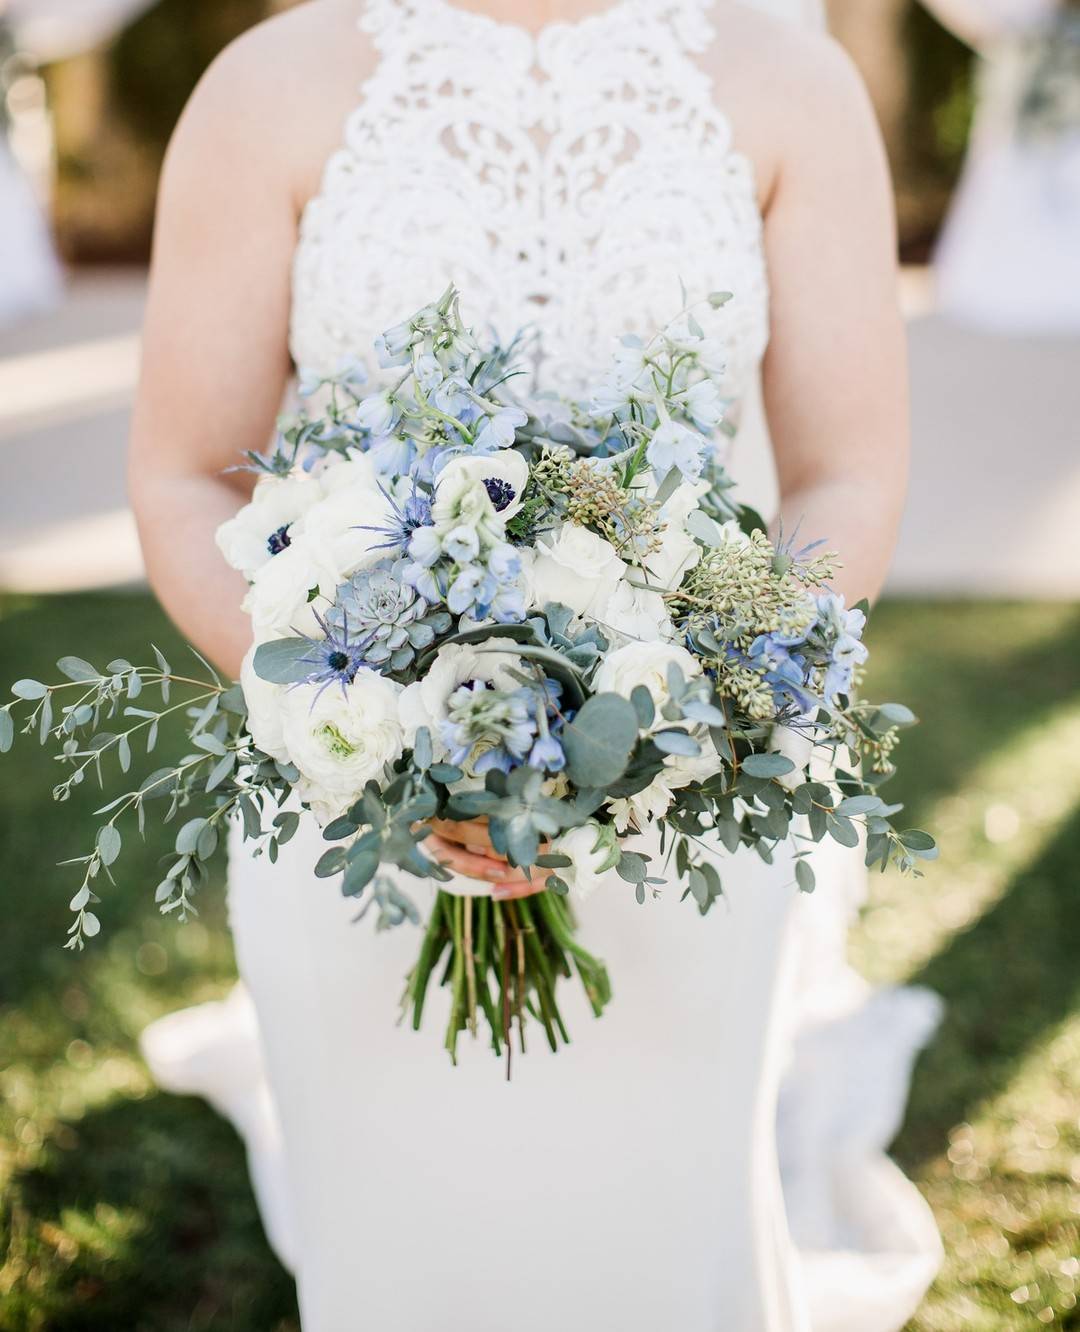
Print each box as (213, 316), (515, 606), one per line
(327, 562), (451, 673)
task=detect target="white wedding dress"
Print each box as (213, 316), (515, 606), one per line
(141, 2), (942, 1328)
(924, 0), (1080, 334)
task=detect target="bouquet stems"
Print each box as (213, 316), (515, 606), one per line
(402, 889), (611, 1078)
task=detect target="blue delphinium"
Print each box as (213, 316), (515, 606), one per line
(441, 678), (567, 776)
(745, 631), (817, 713)
(815, 593), (868, 701)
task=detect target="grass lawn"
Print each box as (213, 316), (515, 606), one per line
(1, 591), (1078, 1330)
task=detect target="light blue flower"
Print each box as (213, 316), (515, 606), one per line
(746, 634), (815, 712)
(647, 421), (708, 482)
(368, 433), (417, 477)
(682, 380), (727, 431)
(446, 565), (490, 616)
(486, 541), (521, 583)
(415, 352), (445, 396)
(355, 392), (400, 436)
(333, 357), (369, 394)
(488, 582), (526, 624)
(407, 525), (442, 569)
(473, 407), (528, 452)
(528, 733), (566, 772)
(443, 524), (481, 564)
(375, 321), (414, 368)
(432, 376), (473, 419)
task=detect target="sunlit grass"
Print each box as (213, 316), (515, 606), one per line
(862, 602), (1080, 1332)
(0, 592), (1077, 1329)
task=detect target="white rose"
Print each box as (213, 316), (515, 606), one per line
(609, 748), (719, 834)
(770, 723), (815, 791)
(239, 644), (289, 762)
(243, 533), (339, 639)
(434, 451), (530, 522)
(397, 641), (522, 751)
(280, 669), (405, 824)
(646, 479), (709, 590)
(644, 524), (700, 590)
(553, 822), (621, 902)
(529, 525), (628, 619)
(592, 642), (701, 725)
(215, 474), (323, 581)
(604, 580), (674, 644)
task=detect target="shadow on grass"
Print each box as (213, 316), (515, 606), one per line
(867, 601), (1080, 829)
(1, 1093), (298, 1332)
(894, 802), (1080, 1170)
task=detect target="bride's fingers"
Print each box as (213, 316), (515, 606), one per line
(491, 874), (548, 903)
(424, 835), (532, 888)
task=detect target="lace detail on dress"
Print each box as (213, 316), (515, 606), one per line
(290, 0), (769, 399)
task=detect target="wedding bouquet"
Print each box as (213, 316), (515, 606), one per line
(1, 285), (935, 1067)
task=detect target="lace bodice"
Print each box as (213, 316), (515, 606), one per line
(290, 0), (770, 400)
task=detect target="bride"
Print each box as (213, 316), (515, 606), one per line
(129, 1), (940, 1328)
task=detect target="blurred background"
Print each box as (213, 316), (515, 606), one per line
(0, 1), (1078, 1329)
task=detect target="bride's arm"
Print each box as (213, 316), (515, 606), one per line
(759, 36), (909, 607)
(128, 37), (315, 680)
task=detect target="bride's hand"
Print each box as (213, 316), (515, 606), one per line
(424, 818), (546, 901)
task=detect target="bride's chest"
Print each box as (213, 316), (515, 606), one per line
(289, 0), (771, 396)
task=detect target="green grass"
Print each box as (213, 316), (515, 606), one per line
(1, 592), (1078, 1329)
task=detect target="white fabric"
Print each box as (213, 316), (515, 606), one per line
(143, 3), (943, 1329)
(925, 0), (1080, 334)
(0, 138), (61, 330)
(7, 0), (157, 62)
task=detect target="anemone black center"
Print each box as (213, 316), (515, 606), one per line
(483, 478), (515, 512)
(328, 651), (351, 673)
(267, 525), (292, 556)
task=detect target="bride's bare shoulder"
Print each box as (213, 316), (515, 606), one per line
(705, 4), (880, 206)
(163, 0), (374, 212)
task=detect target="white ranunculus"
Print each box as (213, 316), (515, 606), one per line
(243, 533), (339, 639)
(317, 452), (378, 494)
(553, 822), (620, 902)
(529, 524), (628, 618)
(397, 641), (522, 750)
(592, 641), (701, 723)
(215, 474), (323, 581)
(280, 669), (405, 824)
(433, 450), (531, 522)
(239, 644), (289, 763)
(297, 479), (396, 583)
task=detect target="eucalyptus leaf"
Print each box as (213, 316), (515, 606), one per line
(795, 859), (816, 894)
(630, 685), (656, 730)
(176, 818), (209, 855)
(96, 826), (121, 866)
(653, 729), (702, 758)
(741, 753), (796, 779)
(57, 656), (99, 683)
(253, 638), (315, 685)
(0, 709), (13, 753)
(899, 829), (936, 853)
(11, 679), (47, 700)
(561, 693), (639, 788)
